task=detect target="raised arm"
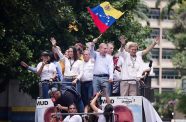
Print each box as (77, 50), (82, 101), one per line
(50, 37), (64, 60)
(142, 37), (159, 56)
(90, 92), (101, 113)
(89, 35), (102, 59)
(20, 61), (37, 73)
(118, 35), (127, 53)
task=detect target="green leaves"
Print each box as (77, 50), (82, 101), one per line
(0, 0), (151, 97)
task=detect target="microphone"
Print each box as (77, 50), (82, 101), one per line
(149, 60), (153, 68)
(142, 60), (153, 83)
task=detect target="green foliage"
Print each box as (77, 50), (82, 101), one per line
(166, 2), (186, 76)
(177, 93), (186, 114)
(155, 1), (186, 116)
(154, 92), (177, 119)
(0, 0), (151, 98)
(154, 91), (186, 116)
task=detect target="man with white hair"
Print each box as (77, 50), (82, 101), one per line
(118, 35), (159, 96)
(80, 50), (94, 106)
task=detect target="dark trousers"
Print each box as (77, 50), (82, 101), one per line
(81, 81), (93, 106)
(62, 78), (81, 94)
(42, 82), (58, 98)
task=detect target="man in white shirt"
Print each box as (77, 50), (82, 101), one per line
(90, 41), (114, 96)
(80, 50), (94, 106)
(119, 35), (159, 96)
(63, 103), (82, 122)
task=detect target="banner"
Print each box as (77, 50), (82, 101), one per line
(35, 99), (54, 122)
(101, 96), (143, 122)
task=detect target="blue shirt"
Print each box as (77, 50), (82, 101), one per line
(90, 45), (114, 80)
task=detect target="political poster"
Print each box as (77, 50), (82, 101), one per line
(101, 96), (143, 122)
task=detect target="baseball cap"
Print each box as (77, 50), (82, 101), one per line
(41, 51), (50, 56)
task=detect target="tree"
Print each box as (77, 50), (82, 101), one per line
(0, 0), (151, 98)
(154, 92), (177, 120)
(155, 0), (186, 115)
(170, 2), (186, 76)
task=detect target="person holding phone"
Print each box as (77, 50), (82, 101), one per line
(90, 91), (114, 122)
(36, 51), (57, 98)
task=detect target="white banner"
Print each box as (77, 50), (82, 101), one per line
(142, 97), (162, 122)
(35, 99), (54, 122)
(101, 96), (143, 122)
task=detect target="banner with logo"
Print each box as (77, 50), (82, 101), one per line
(35, 99), (54, 122)
(101, 96), (143, 122)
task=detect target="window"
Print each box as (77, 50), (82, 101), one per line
(148, 8), (160, 19)
(182, 78), (186, 93)
(162, 88), (174, 93)
(149, 28), (160, 38)
(162, 68), (181, 79)
(151, 48), (159, 59)
(153, 68), (159, 78)
(163, 10), (174, 20)
(162, 29), (169, 39)
(162, 49), (173, 59)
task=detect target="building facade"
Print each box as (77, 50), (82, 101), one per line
(142, 0), (181, 93)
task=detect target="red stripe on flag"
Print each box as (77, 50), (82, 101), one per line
(87, 7), (109, 33)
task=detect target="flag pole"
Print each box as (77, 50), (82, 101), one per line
(97, 34), (102, 39)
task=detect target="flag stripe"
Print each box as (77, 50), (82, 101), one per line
(100, 2), (124, 19)
(87, 7), (109, 33)
(87, 2), (123, 33)
(91, 5), (116, 27)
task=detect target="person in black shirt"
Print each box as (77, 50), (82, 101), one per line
(50, 87), (84, 114)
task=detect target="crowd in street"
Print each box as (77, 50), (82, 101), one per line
(21, 35), (159, 122)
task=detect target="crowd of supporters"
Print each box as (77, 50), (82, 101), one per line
(21, 35), (159, 122)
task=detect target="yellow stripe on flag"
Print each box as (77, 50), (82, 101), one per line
(100, 1), (124, 19)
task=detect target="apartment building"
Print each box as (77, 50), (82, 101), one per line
(142, 0), (181, 93)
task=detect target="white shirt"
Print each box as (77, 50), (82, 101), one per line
(64, 58), (83, 79)
(114, 56), (124, 80)
(97, 109), (114, 122)
(119, 51), (144, 84)
(63, 115), (82, 122)
(97, 109), (106, 122)
(112, 56), (123, 93)
(80, 59), (94, 82)
(53, 47), (83, 79)
(36, 62), (56, 81)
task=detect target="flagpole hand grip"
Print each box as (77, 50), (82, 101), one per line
(97, 34), (102, 39)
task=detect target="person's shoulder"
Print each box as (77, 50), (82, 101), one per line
(36, 62), (43, 67)
(37, 62), (42, 65)
(77, 59), (83, 63)
(74, 115), (82, 118)
(89, 58), (95, 64)
(106, 54), (113, 58)
(137, 51), (143, 55)
(95, 51), (99, 56)
(63, 115), (70, 121)
(50, 62), (55, 65)
(49, 62), (57, 67)
(97, 108), (103, 113)
(70, 115), (82, 122)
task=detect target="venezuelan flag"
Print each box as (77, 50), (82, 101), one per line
(87, 2), (124, 33)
